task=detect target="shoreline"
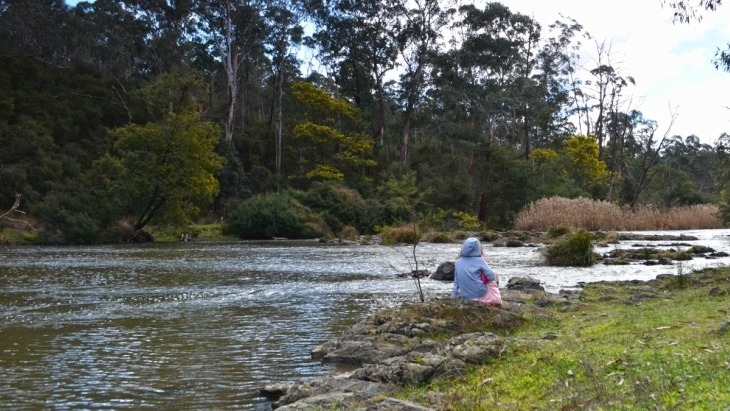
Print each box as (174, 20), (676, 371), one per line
(261, 267), (730, 410)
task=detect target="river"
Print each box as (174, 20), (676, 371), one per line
(1, 229), (729, 410)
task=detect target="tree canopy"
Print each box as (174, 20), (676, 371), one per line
(0, 0), (728, 243)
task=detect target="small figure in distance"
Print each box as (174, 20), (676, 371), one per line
(451, 237), (503, 307)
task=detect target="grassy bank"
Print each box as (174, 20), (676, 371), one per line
(397, 268), (730, 410)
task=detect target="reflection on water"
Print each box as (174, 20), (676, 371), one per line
(1, 230), (729, 410)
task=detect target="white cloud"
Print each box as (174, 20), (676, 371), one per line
(495, 0), (730, 144)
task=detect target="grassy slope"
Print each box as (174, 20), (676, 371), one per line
(399, 268), (730, 410)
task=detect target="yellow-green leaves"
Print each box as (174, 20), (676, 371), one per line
(565, 135), (609, 191)
(112, 109), (223, 230)
(290, 81), (374, 182)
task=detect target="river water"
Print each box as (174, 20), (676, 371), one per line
(1, 229), (729, 410)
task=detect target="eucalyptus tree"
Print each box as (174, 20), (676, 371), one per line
(305, 0), (402, 147)
(194, 0), (265, 143)
(621, 110), (677, 207)
(431, 3), (543, 152)
(661, 134), (719, 198)
(262, 1), (304, 176)
(0, 0), (74, 65)
(114, 0), (198, 75)
(395, 0), (454, 166)
(530, 17), (583, 147)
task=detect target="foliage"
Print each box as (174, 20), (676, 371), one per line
(294, 182), (384, 234)
(225, 191), (325, 239)
(378, 170), (432, 302)
(290, 81), (376, 183)
(112, 103), (223, 231)
(377, 223), (420, 245)
(546, 225), (571, 239)
(452, 211), (481, 231)
(565, 135), (609, 195)
(0, 0), (725, 242)
(542, 229), (596, 266)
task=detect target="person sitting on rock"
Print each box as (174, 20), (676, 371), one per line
(452, 237), (502, 306)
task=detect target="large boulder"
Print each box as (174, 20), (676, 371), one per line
(430, 262), (455, 281)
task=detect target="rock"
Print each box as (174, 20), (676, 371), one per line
(260, 382), (296, 400)
(493, 238), (526, 247)
(443, 332), (505, 364)
(365, 397), (435, 411)
(396, 270), (429, 278)
(272, 375), (394, 410)
(688, 245), (715, 254)
(353, 352), (466, 386)
(312, 335), (418, 364)
(430, 262), (455, 281)
(506, 277), (544, 291)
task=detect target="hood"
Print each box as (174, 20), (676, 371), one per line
(460, 237), (482, 257)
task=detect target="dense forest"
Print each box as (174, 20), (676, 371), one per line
(1, 0), (729, 244)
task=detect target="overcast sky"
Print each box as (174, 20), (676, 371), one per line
(496, 0), (730, 145)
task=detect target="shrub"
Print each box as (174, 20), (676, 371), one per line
(378, 223), (420, 245)
(295, 182), (385, 234)
(542, 229), (596, 267)
(546, 225), (571, 239)
(339, 225), (359, 241)
(427, 231), (453, 243)
(479, 231), (501, 242)
(226, 192), (325, 239)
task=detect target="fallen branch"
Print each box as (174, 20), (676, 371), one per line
(0, 193), (21, 220)
(0, 194), (34, 230)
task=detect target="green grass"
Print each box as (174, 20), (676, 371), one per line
(397, 268), (730, 410)
(0, 227), (38, 245)
(148, 222), (236, 242)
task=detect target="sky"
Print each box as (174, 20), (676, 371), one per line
(496, 0), (730, 145)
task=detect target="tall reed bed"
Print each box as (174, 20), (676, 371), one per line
(514, 196), (724, 231)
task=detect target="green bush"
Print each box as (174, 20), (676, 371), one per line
(295, 182), (385, 234)
(546, 225), (571, 239)
(378, 224), (420, 245)
(226, 192), (325, 239)
(427, 231), (453, 243)
(542, 229), (596, 266)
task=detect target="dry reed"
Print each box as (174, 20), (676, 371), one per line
(514, 196), (724, 231)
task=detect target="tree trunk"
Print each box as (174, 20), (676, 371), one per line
(400, 117), (411, 167)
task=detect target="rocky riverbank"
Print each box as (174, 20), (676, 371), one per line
(260, 277), (578, 410)
(260, 266), (730, 410)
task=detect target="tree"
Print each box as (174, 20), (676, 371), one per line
(395, 0), (453, 166)
(623, 109), (678, 207)
(111, 75), (224, 231)
(195, 0), (264, 143)
(306, 0), (401, 147)
(289, 81), (376, 182)
(379, 170), (432, 302)
(263, 1), (303, 176)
